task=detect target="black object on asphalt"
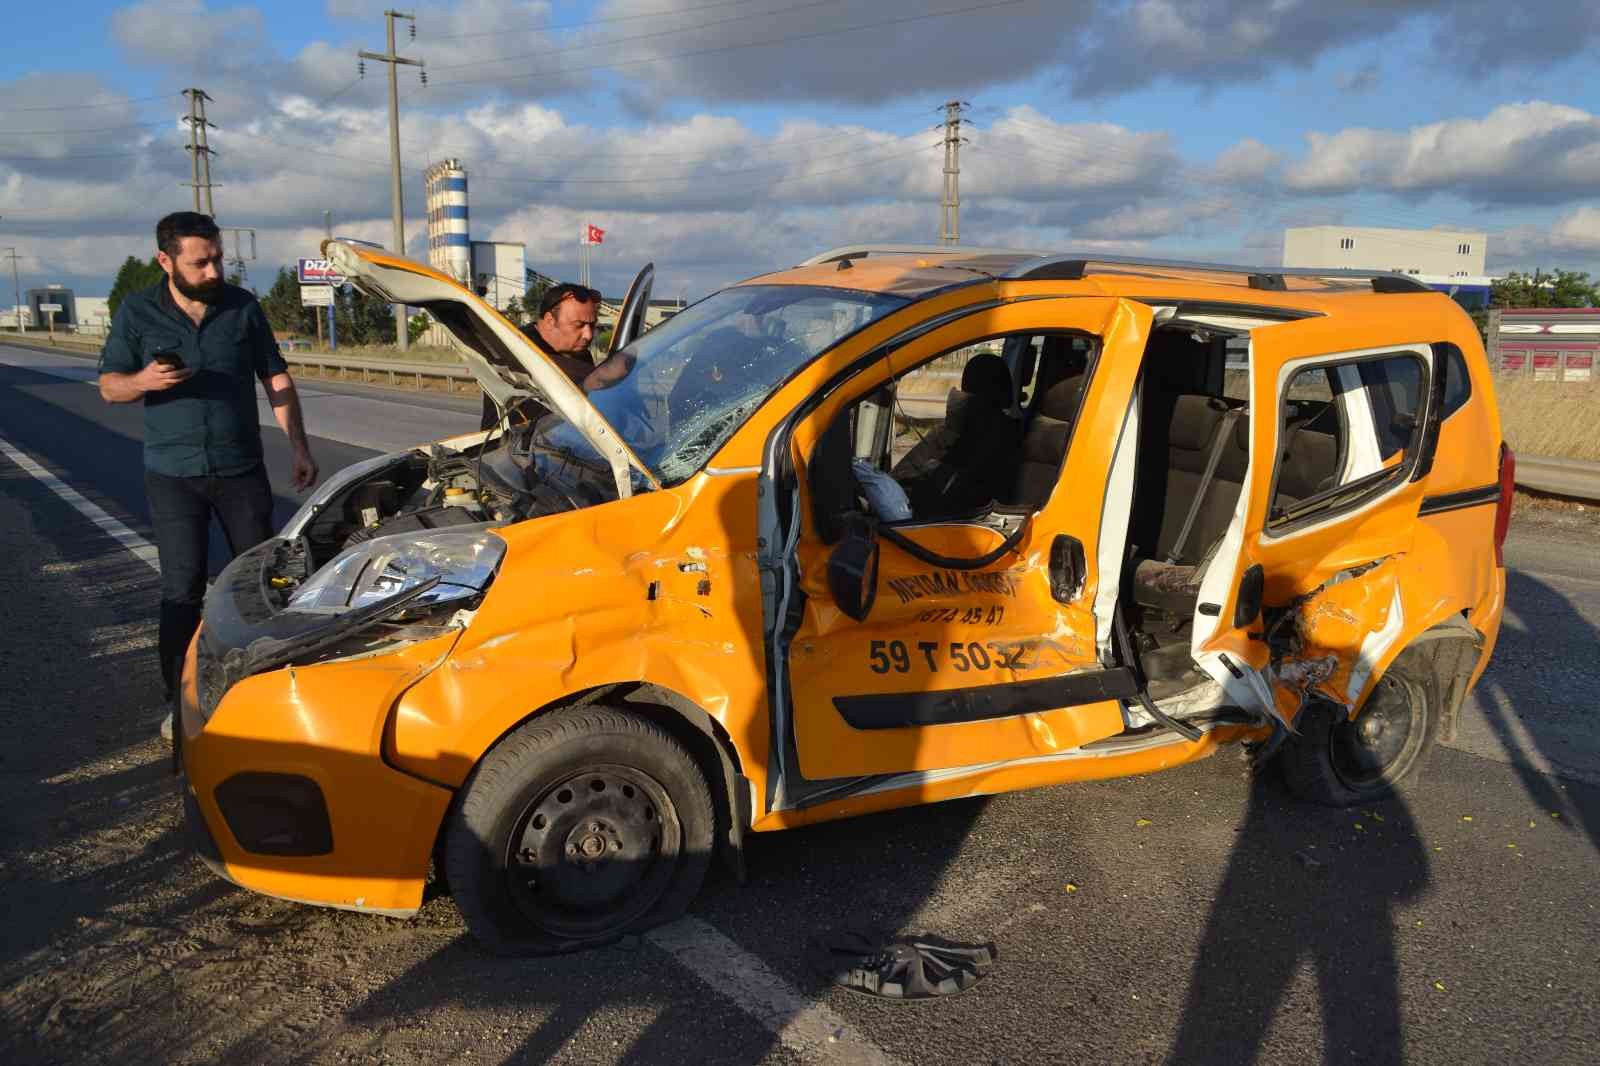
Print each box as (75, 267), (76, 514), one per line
(807, 930), (996, 1000)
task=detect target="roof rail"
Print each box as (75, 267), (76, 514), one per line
(800, 243), (1041, 265)
(1006, 253), (1433, 293)
(799, 245), (1434, 294)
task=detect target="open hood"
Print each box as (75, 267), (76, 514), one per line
(322, 240), (657, 498)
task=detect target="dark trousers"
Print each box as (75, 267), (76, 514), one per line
(145, 464), (275, 694)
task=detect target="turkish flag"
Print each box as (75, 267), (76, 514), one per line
(585, 224), (606, 245)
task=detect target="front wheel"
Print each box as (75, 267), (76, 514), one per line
(1278, 652), (1440, 807)
(444, 706), (714, 954)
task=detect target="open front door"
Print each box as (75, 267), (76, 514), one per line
(784, 297), (1153, 781)
(1192, 316), (1438, 724)
(605, 262), (655, 357)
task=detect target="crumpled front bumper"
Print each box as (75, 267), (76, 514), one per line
(177, 580), (461, 916)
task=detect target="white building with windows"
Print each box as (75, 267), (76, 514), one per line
(1283, 226), (1493, 308)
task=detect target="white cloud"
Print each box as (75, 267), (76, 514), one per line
(1286, 101), (1600, 204)
(1210, 138), (1280, 184)
(111, 0), (266, 66)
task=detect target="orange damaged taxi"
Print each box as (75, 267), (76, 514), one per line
(178, 241), (1511, 953)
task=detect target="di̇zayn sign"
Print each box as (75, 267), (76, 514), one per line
(297, 258), (347, 286)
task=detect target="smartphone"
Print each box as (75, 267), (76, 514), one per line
(153, 351), (187, 371)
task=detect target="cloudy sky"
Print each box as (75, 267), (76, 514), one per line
(3, 0), (1599, 301)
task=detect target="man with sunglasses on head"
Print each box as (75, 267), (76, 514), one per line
(479, 281), (605, 429)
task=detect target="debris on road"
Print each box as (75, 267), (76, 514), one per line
(807, 931), (996, 1001)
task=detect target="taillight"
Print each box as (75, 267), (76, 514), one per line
(1493, 443), (1515, 567)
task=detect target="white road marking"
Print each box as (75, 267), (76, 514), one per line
(1, 404), (894, 1063)
(0, 432), (161, 574)
(647, 917), (905, 1066)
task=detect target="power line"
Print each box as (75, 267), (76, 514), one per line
(0, 149), (157, 161)
(0, 120), (172, 137)
(428, 0), (1026, 88)
(429, 0), (774, 41)
(427, 0), (847, 72)
(0, 91), (180, 114)
(221, 122), (937, 183)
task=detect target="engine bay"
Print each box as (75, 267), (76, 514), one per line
(298, 422), (618, 571)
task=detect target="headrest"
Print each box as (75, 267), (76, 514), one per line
(1037, 372), (1086, 421)
(959, 353), (1012, 407)
(1167, 394), (1229, 452)
(808, 416), (859, 545)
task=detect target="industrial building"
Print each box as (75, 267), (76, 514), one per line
(25, 286), (77, 327)
(423, 158), (471, 286)
(1282, 225), (1494, 308)
(423, 157), (527, 314)
(470, 240), (526, 312)
(1488, 308), (1597, 382)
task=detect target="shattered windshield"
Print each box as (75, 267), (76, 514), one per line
(528, 284), (909, 485)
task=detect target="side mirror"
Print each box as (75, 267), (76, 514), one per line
(828, 522), (880, 622)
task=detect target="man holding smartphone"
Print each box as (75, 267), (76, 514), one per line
(99, 211), (318, 737)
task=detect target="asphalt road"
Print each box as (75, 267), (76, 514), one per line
(1, 343), (1596, 1066)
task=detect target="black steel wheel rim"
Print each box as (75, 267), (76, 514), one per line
(1329, 673), (1423, 791)
(504, 763), (681, 940)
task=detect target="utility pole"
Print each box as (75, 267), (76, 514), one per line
(2, 247), (21, 332)
(940, 100), (967, 246)
(359, 10), (424, 351)
(182, 89), (217, 216)
(324, 210), (338, 352)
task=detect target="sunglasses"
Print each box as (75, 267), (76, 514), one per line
(539, 285), (602, 317)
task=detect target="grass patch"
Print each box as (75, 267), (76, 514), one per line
(287, 343), (465, 364)
(1495, 375), (1600, 463)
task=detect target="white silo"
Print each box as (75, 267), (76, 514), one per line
(424, 158), (471, 285)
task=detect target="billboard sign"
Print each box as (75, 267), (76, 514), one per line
(299, 286), (334, 307)
(297, 258), (346, 285)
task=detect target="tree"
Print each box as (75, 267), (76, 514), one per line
(334, 286), (397, 346)
(107, 255), (165, 317)
(1490, 269), (1600, 309)
(259, 267), (317, 336)
(502, 295), (527, 326)
(407, 312), (430, 345)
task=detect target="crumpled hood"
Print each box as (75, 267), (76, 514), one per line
(322, 240), (655, 498)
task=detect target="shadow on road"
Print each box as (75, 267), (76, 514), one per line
(1473, 570), (1599, 855)
(1167, 771), (1428, 1066)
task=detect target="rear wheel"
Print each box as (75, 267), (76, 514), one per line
(445, 706), (714, 954)
(1279, 652), (1439, 807)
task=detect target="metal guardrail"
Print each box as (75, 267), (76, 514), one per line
(1516, 455), (1600, 501)
(283, 352), (477, 393)
(10, 333), (1600, 500)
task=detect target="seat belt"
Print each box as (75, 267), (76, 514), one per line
(1166, 407), (1242, 565)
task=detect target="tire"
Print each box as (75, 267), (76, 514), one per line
(444, 706), (714, 955)
(1278, 651), (1440, 808)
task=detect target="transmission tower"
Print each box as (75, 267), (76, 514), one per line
(940, 100), (968, 246)
(220, 227), (256, 286)
(183, 89), (217, 216)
